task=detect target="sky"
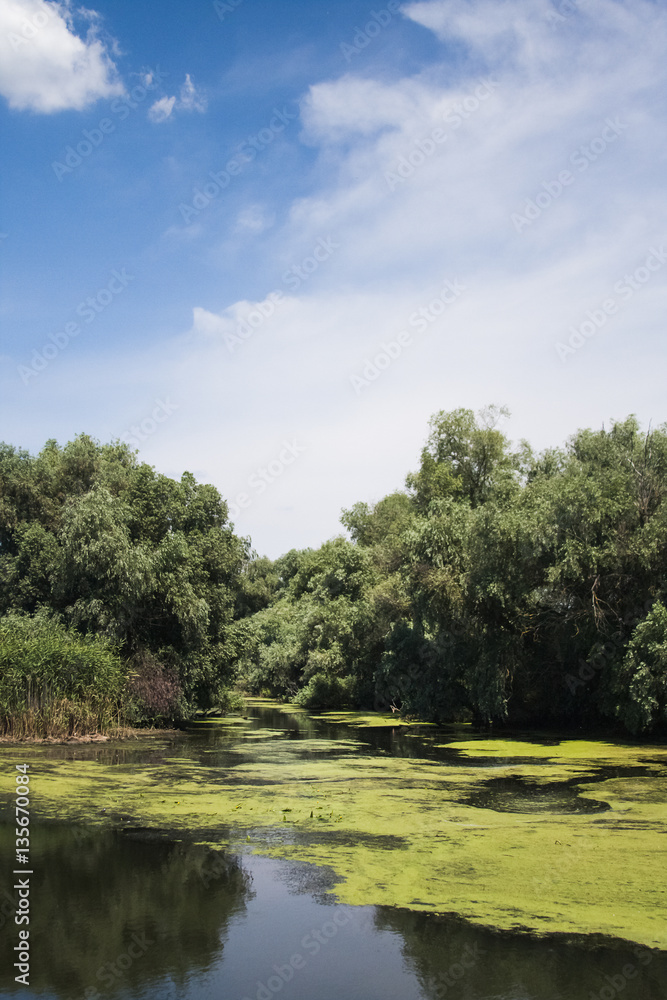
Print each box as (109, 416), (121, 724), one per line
(1, 0), (666, 558)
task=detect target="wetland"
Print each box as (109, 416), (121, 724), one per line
(1, 700), (665, 1000)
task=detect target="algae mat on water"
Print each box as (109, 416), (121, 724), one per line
(1, 704), (666, 950)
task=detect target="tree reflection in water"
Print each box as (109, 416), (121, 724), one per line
(0, 823), (252, 999)
(374, 907), (667, 1000)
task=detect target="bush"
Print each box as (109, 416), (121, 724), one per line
(293, 672), (356, 709)
(0, 610), (127, 737)
(125, 649), (184, 723)
(605, 602), (667, 733)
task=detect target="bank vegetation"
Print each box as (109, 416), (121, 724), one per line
(1, 408), (666, 738)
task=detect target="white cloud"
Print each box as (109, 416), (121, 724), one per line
(6, 0), (667, 558)
(288, 0), (667, 290)
(301, 76), (434, 141)
(179, 73), (207, 113)
(404, 0), (551, 62)
(175, 0), (667, 551)
(149, 73), (207, 123)
(234, 204), (275, 234)
(403, 0), (667, 81)
(148, 95), (176, 123)
(0, 0), (124, 113)
(5, 256), (666, 557)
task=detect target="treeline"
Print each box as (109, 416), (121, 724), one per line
(239, 407), (667, 736)
(1, 408), (666, 738)
(0, 435), (252, 735)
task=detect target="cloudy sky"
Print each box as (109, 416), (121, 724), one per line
(1, 0), (666, 557)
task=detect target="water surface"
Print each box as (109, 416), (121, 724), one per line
(0, 701), (665, 999)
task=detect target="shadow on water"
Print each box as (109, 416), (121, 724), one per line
(464, 775), (612, 814)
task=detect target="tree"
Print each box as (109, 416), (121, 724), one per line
(602, 601), (667, 733)
(406, 405), (514, 510)
(0, 434), (253, 717)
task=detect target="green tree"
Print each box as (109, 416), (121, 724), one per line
(602, 601), (667, 733)
(406, 405), (514, 510)
(0, 434), (252, 719)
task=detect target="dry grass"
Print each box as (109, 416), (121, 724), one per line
(0, 727), (173, 744)
(0, 697), (126, 741)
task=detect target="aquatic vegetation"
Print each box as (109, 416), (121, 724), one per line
(314, 711), (415, 728)
(0, 611), (127, 738)
(0, 703), (665, 949)
(442, 736), (665, 760)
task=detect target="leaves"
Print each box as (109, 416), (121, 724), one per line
(242, 409), (667, 734)
(0, 433), (250, 718)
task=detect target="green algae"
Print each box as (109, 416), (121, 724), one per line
(314, 710), (415, 727)
(1, 709), (666, 950)
(243, 697), (309, 714)
(443, 735), (667, 762)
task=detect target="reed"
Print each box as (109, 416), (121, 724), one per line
(0, 611), (128, 738)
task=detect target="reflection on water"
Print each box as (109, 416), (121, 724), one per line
(0, 823), (251, 999)
(376, 907), (667, 1000)
(0, 824), (665, 1000)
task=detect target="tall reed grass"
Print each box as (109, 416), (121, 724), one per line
(0, 611), (128, 738)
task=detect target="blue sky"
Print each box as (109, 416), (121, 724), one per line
(1, 0), (666, 558)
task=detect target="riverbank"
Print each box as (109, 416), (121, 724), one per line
(0, 726), (181, 744)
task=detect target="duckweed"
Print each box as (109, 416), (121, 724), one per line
(0, 703), (665, 949)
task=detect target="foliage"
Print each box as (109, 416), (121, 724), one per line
(3, 412), (666, 737)
(405, 404), (514, 509)
(0, 434), (253, 727)
(0, 610), (126, 736)
(603, 601), (667, 733)
(125, 649), (184, 723)
(239, 409), (667, 735)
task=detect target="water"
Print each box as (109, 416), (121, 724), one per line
(1, 703), (665, 1000)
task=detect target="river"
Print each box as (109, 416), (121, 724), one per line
(0, 699), (665, 1000)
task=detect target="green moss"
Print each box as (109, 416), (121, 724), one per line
(1, 712), (666, 950)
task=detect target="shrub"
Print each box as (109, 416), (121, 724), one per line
(125, 649), (184, 723)
(605, 602), (667, 733)
(293, 672), (356, 709)
(0, 610), (127, 737)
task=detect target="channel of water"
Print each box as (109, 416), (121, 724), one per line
(0, 701), (665, 1000)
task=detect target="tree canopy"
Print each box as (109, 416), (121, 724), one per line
(0, 435), (252, 723)
(2, 412), (666, 737)
(240, 410), (667, 735)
